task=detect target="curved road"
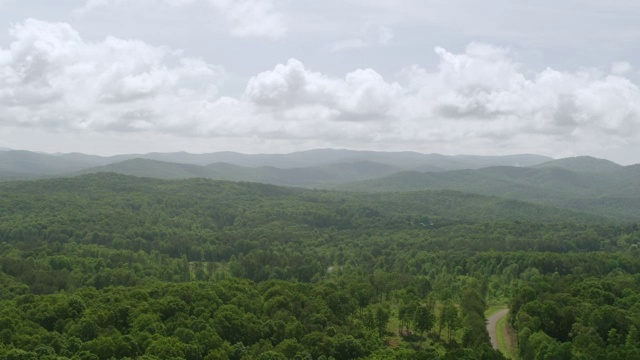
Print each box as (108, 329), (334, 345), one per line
(487, 308), (509, 350)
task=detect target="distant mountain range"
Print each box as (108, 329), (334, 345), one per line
(75, 158), (403, 187)
(1, 149), (639, 220)
(0, 149), (551, 180)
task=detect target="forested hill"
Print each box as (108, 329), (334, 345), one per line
(341, 165), (640, 220)
(0, 173), (602, 227)
(74, 158), (402, 187)
(2, 173), (640, 359)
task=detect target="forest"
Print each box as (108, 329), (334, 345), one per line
(1, 173), (640, 359)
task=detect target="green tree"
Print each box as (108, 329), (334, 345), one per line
(375, 305), (391, 337)
(440, 302), (459, 343)
(414, 304), (435, 335)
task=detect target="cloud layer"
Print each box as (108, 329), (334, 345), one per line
(330, 24), (394, 52)
(1, 20), (639, 158)
(74, 0), (287, 39)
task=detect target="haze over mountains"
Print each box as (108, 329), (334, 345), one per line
(2, 148), (639, 220)
(0, 149), (550, 180)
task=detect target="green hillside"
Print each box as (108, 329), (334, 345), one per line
(2, 173), (639, 360)
(0, 173), (601, 225)
(76, 158), (217, 179)
(341, 162), (640, 220)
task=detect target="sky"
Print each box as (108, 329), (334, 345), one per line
(1, 1), (640, 164)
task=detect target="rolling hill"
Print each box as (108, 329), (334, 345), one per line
(0, 172), (604, 225)
(0, 149), (553, 179)
(534, 156), (623, 173)
(0, 150), (107, 177)
(76, 158), (402, 187)
(340, 158), (640, 220)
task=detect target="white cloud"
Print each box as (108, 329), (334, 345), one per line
(73, 0), (168, 16)
(330, 24), (394, 52)
(74, 0), (287, 39)
(0, 19), (223, 133)
(243, 43), (640, 151)
(611, 61), (632, 75)
(210, 0), (287, 39)
(244, 58), (403, 121)
(391, 44), (640, 155)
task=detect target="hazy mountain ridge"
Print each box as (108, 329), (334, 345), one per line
(75, 158), (402, 187)
(534, 156), (623, 173)
(0, 149), (554, 180)
(76, 159), (217, 180)
(0, 150), (105, 176)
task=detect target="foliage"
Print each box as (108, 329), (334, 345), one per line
(0, 174), (638, 359)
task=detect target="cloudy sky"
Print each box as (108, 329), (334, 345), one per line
(1, 1), (640, 163)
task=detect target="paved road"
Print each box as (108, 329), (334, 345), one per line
(487, 308), (509, 350)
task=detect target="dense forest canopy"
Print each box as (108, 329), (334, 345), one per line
(0, 173), (639, 359)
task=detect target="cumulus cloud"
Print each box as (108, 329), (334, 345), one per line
(243, 43), (640, 149)
(244, 58), (403, 121)
(330, 24), (394, 52)
(0, 19), (223, 133)
(397, 43), (640, 143)
(2, 20), (640, 158)
(74, 0), (287, 39)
